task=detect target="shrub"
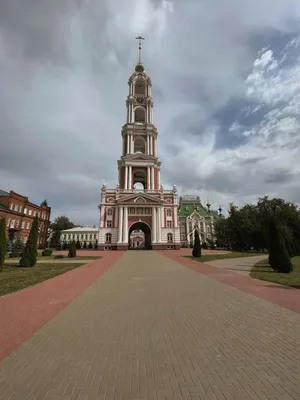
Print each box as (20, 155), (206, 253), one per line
(192, 229), (202, 258)
(68, 240), (76, 258)
(9, 252), (23, 258)
(94, 240), (98, 249)
(42, 248), (53, 256)
(75, 240), (81, 249)
(12, 239), (25, 253)
(54, 254), (64, 259)
(268, 217), (293, 273)
(83, 240), (87, 249)
(20, 215), (39, 267)
(202, 241), (208, 249)
(0, 218), (6, 271)
(88, 241), (93, 249)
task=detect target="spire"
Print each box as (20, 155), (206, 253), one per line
(135, 36), (145, 72)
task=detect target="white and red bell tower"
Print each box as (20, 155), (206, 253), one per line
(98, 37), (180, 250)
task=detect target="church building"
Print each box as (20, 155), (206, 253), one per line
(98, 38), (180, 250)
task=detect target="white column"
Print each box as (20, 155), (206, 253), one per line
(130, 135), (133, 153)
(152, 207), (157, 243)
(100, 206), (105, 228)
(127, 135), (130, 154)
(118, 207), (123, 242)
(174, 206), (178, 228)
(123, 207), (128, 243)
(151, 167), (155, 190)
(161, 207), (165, 228)
(125, 166), (128, 190)
(157, 207), (161, 242)
(131, 105), (134, 123)
(147, 167), (151, 190)
(128, 166), (132, 190)
(147, 136), (150, 155)
(150, 136), (153, 155)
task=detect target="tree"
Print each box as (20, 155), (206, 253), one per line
(12, 239), (25, 253)
(83, 240), (87, 249)
(68, 240), (76, 258)
(0, 217), (6, 271)
(268, 217), (293, 273)
(94, 239), (98, 249)
(20, 215), (38, 267)
(192, 229), (202, 258)
(88, 241), (93, 249)
(49, 216), (75, 249)
(75, 240), (81, 249)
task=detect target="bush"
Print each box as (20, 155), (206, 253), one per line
(75, 240), (81, 249)
(192, 229), (202, 258)
(12, 239), (25, 253)
(20, 216), (39, 267)
(202, 241), (208, 249)
(88, 241), (93, 249)
(68, 240), (76, 258)
(268, 217), (293, 273)
(9, 252), (23, 258)
(0, 218), (6, 270)
(94, 240), (98, 249)
(54, 254), (64, 259)
(42, 248), (53, 256)
(83, 240), (87, 249)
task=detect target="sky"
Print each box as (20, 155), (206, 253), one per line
(1, 0), (300, 225)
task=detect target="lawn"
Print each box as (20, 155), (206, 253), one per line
(186, 251), (266, 263)
(6, 255), (102, 262)
(250, 256), (300, 289)
(0, 261), (86, 297)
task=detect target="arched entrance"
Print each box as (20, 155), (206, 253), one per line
(128, 221), (152, 250)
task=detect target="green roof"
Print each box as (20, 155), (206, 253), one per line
(0, 203), (9, 210)
(0, 190), (9, 197)
(178, 201), (219, 218)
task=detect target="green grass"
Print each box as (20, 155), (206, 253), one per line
(186, 251), (266, 263)
(0, 262), (86, 297)
(250, 256), (300, 289)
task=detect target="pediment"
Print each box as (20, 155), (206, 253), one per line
(117, 192), (163, 205)
(188, 211), (201, 219)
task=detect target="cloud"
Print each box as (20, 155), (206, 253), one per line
(1, 0), (300, 223)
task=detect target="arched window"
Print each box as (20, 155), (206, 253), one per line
(134, 137), (146, 153)
(134, 80), (146, 95)
(166, 209), (172, 217)
(105, 233), (112, 243)
(167, 233), (173, 242)
(134, 107), (146, 123)
(107, 208), (113, 216)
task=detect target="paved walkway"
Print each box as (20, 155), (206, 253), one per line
(205, 255), (267, 276)
(1, 251), (300, 399)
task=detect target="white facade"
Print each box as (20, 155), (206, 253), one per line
(60, 227), (99, 247)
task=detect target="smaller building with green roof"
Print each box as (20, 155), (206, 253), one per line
(178, 195), (221, 246)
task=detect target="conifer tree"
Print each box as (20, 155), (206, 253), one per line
(268, 217), (293, 273)
(68, 240), (76, 258)
(20, 216), (39, 267)
(0, 217), (6, 271)
(192, 229), (202, 258)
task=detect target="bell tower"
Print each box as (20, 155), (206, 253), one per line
(98, 37), (180, 251)
(117, 36), (161, 191)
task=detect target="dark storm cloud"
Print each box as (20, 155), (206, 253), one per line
(264, 169), (298, 184)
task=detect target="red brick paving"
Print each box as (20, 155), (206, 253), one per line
(0, 251), (124, 363)
(161, 251), (300, 315)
